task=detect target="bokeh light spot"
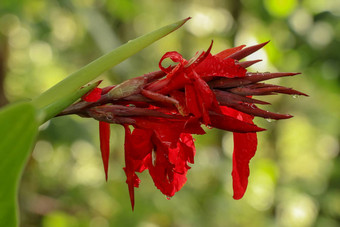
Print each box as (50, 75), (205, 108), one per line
(183, 5), (233, 37)
(289, 8), (313, 35)
(33, 140), (54, 163)
(307, 22), (334, 49)
(277, 193), (318, 226)
(264, 0), (298, 18)
(29, 41), (53, 65)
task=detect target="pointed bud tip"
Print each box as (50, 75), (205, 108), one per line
(272, 114), (294, 120)
(289, 72), (302, 76)
(258, 127), (266, 132)
(263, 40), (270, 45)
(180, 17), (191, 25)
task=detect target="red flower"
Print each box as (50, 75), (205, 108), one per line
(64, 41), (306, 210)
(123, 117), (198, 209)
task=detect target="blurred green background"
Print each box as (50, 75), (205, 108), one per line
(1, 0), (339, 226)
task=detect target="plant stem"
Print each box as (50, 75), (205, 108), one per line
(37, 82), (100, 124)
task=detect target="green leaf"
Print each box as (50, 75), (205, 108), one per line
(32, 18), (190, 110)
(0, 102), (39, 226)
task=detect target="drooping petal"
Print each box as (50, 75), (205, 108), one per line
(128, 128), (153, 164)
(232, 131), (257, 199)
(223, 108), (258, 200)
(99, 121), (110, 181)
(147, 133), (195, 197)
(123, 125), (144, 210)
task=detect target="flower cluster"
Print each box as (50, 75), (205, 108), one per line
(60, 41), (306, 210)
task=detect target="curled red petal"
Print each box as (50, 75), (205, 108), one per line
(99, 121), (110, 181)
(159, 51), (187, 73)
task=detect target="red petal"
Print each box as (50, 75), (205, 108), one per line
(159, 51), (187, 73)
(170, 90), (190, 116)
(185, 84), (202, 118)
(99, 121), (110, 181)
(225, 110), (258, 200)
(82, 87), (102, 102)
(134, 117), (186, 148)
(186, 41), (213, 69)
(129, 128), (153, 162)
(215, 45), (246, 59)
(209, 111), (264, 133)
(147, 133), (195, 197)
(232, 131), (257, 199)
(123, 125), (156, 210)
(195, 55), (247, 78)
(123, 125), (139, 210)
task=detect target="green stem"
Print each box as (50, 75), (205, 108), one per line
(37, 81), (100, 124)
(32, 18), (190, 111)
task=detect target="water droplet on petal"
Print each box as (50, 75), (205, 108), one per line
(266, 118), (272, 122)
